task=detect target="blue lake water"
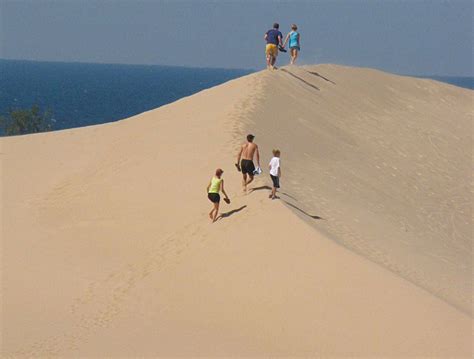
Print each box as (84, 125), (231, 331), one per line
(0, 59), (471, 135)
(0, 59), (252, 134)
(414, 75), (473, 90)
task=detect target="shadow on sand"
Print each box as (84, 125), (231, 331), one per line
(280, 68), (320, 91)
(219, 205), (247, 220)
(307, 71), (336, 85)
(243, 186), (323, 220)
(249, 186), (298, 201)
(249, 185), (272, 192)
(282, 200), (324, 220)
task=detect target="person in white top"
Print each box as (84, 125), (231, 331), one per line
(268, 149), (281, 199)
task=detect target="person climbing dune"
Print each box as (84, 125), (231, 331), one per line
(264, 23), (283, 70)
(268, 149), (281, 199)
(206, 168), (230, 223)
(236, 134), (261, 192)
(282, 24), (301, 65)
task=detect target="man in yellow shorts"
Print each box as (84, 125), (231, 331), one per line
(264, 23), (283, 70)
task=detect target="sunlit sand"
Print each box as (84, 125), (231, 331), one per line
(2, 65), (472, 356)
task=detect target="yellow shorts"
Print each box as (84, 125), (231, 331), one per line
(265, 44), (278, 57)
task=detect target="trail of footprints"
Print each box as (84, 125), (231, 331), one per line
(13, 76), (270, 356)
(12, 219), (210, 357)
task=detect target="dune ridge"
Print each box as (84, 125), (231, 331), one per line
(246, 64), (473, 315)
(1, 65), (472, 356)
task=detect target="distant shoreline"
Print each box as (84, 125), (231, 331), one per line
(0, 59), (254, 135)
(0, 58), (257, 72)
(410, 75), (473, 90)
(2, 59), (472, 88)
(1, 59), (471, 136)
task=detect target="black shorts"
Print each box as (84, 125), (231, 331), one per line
(241, 159), (255, 175)
(208, 193), (220, 203)
(270, 175), (280, 188)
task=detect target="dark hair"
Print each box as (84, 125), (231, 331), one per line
(291, 24), (297, 30)
(215, 168), (224, 176)
(273, 23), (279, 29)
(247, 134), (255, 142)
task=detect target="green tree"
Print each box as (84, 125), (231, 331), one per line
(0, 105), (53, 136)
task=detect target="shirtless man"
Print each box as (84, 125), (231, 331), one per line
(236, 134), (260, 191)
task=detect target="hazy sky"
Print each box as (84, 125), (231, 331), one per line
(1, 0), (472, 75)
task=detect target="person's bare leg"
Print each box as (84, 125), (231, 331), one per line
(271, 186), (277, 199)
(209, 202), (218, 221)
(267, 55), (272, 69)
(242, 173), (248, 191)
(271, 56), (276, 69)
(291, 49), (298, 65)
(246, 174), (255, 187)
(293, 50), (299, 64)
(212, 202), (219, 222)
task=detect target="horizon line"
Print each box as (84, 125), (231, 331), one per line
(2, 57), (473, 78)
(0, 57), (257, 73)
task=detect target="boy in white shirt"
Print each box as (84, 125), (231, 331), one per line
(268, 149), (281, 199)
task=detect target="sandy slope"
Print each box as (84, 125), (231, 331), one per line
(251, 65), (473, 315)
(1, 65), (472, 357)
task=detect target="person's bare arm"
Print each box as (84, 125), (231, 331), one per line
(221, 180), (229, 199)
(256, 145), (260, 167)
(278, 167), (281, 177)
(278, 35), (283, 46)
(206, 181), (211, 193)
(282, 33), (290, 47)
(236, 145), (243, 164)
(264, 33), (268, 41)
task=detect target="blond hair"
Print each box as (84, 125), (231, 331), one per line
(272, 149), (281, 156)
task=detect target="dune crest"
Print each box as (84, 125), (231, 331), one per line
(2, 65), (472, 356)
(250, 64), (472, 315)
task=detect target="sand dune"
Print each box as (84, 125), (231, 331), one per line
(1, 65), (472, 356)
(251, 65), (473, 315)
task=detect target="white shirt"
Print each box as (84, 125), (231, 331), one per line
(269, 157), (280, 176)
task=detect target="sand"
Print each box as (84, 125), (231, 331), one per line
(1, 65), (472, 357)
(252, 65), (473, 315)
